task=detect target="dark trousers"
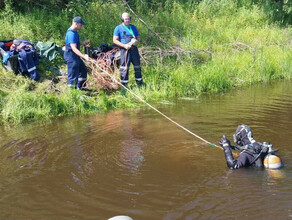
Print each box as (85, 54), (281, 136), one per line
(120, 47), (142, 85)
(64, 50), (87, 88)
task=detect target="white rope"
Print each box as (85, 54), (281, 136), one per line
(87, 58), (221, 149)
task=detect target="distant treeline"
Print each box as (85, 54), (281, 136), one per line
(0, 0), (292, 25)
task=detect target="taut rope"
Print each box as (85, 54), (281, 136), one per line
(86, 57), (222, 149)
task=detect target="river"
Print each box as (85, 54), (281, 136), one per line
(0, 81), (291, 220)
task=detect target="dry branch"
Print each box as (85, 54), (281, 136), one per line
(121, 0), (213, 63)
(139, 46), (212, 63)
(231, 41), (257, 61)
(85, 48), (121, 91)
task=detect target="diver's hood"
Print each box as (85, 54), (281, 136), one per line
(233, 124), (256, 146)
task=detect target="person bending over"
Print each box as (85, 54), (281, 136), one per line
(64, 16), (89, 90)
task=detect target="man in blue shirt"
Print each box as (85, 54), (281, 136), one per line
(64, 16), (88, 90)
(113, 12), (143, 86)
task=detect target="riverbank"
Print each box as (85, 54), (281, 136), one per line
(0, 0), (292, 124)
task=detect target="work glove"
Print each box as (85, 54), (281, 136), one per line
(128, 38), (138, 46)
(83, 54), (89, 61)
(124, 44), (132, 50)
(219, 135), (231, 148)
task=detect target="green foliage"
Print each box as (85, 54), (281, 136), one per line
(0, 89), (133, 124)
(0, 0), (85, 12)
(79, 2), (123, 45)
(255, 0), (292, 25)
(0, 9), (68, 44)
(196, 0), (238, 19)
(0, 0), (292, 124)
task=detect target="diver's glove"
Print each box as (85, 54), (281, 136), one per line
(219, 135), (231, 148)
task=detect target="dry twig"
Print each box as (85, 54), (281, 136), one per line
(121, 0), (212, 63)
(139, 46), (212, 63)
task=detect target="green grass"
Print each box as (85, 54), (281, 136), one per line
(0, 0), (292, 124)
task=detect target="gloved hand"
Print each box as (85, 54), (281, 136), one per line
(219, 135), (231, 148)
(128, 38), (138, 46)
(124, 44), (132, 50)
(83, 54), (89, 61)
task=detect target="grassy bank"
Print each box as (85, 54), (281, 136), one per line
(0, 0), (292, 124)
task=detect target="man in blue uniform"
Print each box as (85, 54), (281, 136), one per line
(113, 12), (143, 86)
(64, 16), (88, 89)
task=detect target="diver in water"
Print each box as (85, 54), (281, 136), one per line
(219, 124), (280, 169)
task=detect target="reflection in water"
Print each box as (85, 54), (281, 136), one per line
(1, 137), (48, 176)
(265, 169), (286, 185)
(101, 111), (145, 175)
(69, 135), (85, 187)
(0, 81), (292, 220)
(119, 113), (145, 174)
(69, 136), (83, 170)
(6, 137), (48, 164)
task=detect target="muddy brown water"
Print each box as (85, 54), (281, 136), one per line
(0, 81), (292, 220)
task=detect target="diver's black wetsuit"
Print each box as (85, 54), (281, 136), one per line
(219, 125), (269, 169)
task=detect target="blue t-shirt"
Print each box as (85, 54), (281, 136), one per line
(113, 24), (139, 44)
(65, 28), (80, 50)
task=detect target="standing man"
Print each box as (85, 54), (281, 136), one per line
(64, 16), (88, 90)
(113, 12), (143, 87)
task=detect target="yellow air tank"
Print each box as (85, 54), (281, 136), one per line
(264, 154), (282, 169)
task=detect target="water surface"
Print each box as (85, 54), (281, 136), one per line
(0, 81), (291, 220)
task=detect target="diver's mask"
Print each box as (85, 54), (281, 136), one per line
(233, 124), (253, 146)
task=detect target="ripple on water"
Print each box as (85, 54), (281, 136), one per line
(1, 81), (292, 220)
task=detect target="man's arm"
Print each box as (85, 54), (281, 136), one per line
(70, 43), (88, 60)
(113, 36), (131, 50)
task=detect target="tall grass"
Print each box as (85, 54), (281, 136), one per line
(0, 88), (141, 124)
(0, 0), (292, 124)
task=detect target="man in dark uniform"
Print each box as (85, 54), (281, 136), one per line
(113, 12), (143, 87)
(64, 16), (88, 90)
(219, 124), (272, 169)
